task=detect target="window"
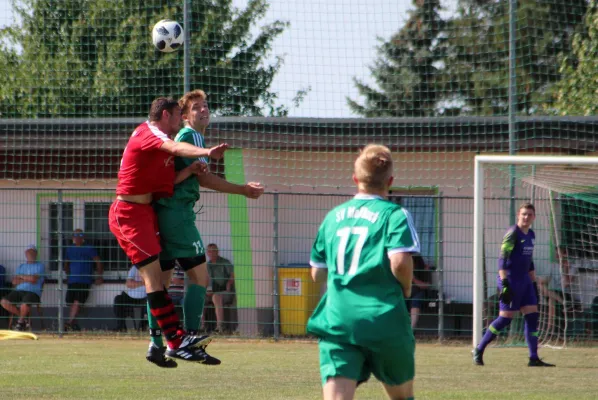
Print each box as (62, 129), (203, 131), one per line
(49, 202), (74, 271)
(561, 197), (598, 260)
(84, 202), (130, 271)
(389, 193), (436, 263)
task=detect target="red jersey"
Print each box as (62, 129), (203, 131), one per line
(116, 121), (175, 199)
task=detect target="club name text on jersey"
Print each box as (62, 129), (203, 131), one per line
(336, 206), (380, 224)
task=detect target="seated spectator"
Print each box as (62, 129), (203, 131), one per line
(206, 243), (235, 333)
(0, 245), (45, 331)
(113, 266), (147, 332)
(537, 246), (582, 335)
(168, 263), (185, 306)
(0, 263), (8, 300)
(64, 229), (104, 331)
(407, 255), (432, 330)
(0, 263), (6, 288)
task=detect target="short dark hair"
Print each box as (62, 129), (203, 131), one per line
(518, 202), (535, 214)
(207, 243), (218, 249)
(149, 97), (179, 121)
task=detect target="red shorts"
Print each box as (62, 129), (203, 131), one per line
(108, 200), (161, 265)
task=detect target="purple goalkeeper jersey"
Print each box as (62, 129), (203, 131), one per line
(498, 225), (535, 281)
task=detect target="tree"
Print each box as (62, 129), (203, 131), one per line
(0, 0), (297, 118)
(348, 0), (447, 117)
(550, 1), (598, 116)
(349, 0), (587, 117)
(441, 0), (587, 116)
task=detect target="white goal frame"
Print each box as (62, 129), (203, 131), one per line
(472, 155), (598, 347)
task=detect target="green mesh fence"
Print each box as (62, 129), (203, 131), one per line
(0, 0), (597, 342)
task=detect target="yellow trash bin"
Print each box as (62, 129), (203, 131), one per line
(278, 264), (322, 335)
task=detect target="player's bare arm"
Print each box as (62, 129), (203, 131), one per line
(19, 274), (40, 284)
(528, 269), (536, 282)
(161, 140), (229, 159)
(174, 160), (208, 184)
(390, 252), (413, 298)
(311, 267), (328, 282)
(198, 173), (264, 199)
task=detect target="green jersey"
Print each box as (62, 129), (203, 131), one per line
(307, 194), (420, 347)
(157, 127), (208, 207)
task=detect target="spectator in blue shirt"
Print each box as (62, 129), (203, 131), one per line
(0, 263), (6, 288)
(0, 244), (45, 331)
(64, 229), (103, 331)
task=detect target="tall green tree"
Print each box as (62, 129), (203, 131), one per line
(550, 1), (598, 116)
(0, 0), (295, 117)
(348, 0), (447, 117)
(441, 0), (586, 116)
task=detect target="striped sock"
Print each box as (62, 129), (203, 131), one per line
(147, 290), (182, 349)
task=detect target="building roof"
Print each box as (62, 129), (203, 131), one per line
(1, 116), (597, 180)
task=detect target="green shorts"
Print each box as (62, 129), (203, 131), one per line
(155, 204), (205, 260)
(318, 338), (415, 387)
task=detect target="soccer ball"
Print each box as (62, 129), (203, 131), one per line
(152, 19), (184, 53)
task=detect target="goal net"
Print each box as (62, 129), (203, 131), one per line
(474, 156), (598, 348)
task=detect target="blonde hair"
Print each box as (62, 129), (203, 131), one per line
(178, 89), (207, 116)
(354, 144), (393, 191)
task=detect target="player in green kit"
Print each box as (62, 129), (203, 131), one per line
(146, 90), (264, 368)
(307, 144), (420, 400)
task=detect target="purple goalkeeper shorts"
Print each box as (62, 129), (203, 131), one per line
(497, 276), (538, 311)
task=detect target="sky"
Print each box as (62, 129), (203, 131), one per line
(0, 0), (457, 118)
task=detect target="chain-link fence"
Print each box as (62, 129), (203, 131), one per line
(1, 188), (595, 340)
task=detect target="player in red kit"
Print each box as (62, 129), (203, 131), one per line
(108, 97), (228, 367)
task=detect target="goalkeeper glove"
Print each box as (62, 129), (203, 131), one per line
(499, 278), (513, 305)
(533, 281), (539, 300)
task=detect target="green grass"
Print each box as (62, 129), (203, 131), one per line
(0, 338), (597, 399)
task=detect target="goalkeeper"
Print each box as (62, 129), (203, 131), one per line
(473, 203), (555, 367)
(146, 89), (264, 368)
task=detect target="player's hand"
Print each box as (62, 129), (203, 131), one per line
(499, 278), (513, 305)
(190, 160), (208, 176)
(208, 143), (229, 160)
(244, 182), (264, 199)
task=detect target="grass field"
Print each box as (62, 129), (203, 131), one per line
(0, 337), (597, 399)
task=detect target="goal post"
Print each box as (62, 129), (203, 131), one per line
(473, 155), (598, 348)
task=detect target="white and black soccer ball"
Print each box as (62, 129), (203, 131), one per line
(152, 19), (184, 53)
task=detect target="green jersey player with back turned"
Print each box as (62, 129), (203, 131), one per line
(307, 144), (420, 400)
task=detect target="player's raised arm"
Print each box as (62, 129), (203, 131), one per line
(390, 252), (414, 298)
(161, 140), (229, 159)
(198, 173), (264, 199)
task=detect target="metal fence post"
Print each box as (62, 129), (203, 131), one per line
(508, 0), (517, 226)
(272, 192), (280, 340)
(57, 189), (65, 337)
(183, 0), (191, 93)
(437, 196), (445, 341)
